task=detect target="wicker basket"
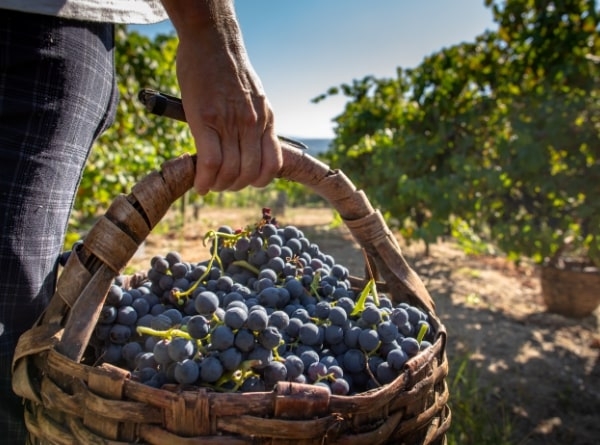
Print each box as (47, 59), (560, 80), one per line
(12, 143), (450, 444)
(541, 262), (600, 318)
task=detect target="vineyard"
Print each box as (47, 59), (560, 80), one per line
(65, 1), (600, 444)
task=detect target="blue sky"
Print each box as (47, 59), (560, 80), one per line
(130, 1), (496, 138)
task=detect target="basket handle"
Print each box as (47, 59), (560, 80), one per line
(50, 137), (433, 364)
(135, 89), (433, 310)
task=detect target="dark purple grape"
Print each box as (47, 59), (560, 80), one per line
(131, 297), (150, 317)
(276, 287), (291, 308)
(344, 325), (362, 349)
(136, 314), (154, 329)
(145, 371), (168, 388)
(234, 328), (256, 353)
(168, 337), (195, 362)
(165, 251), (182, 268)
(307, 361), (328, 383)
(158, 274), (174, 291)
(224, 306), (248, 330)
(330, 264), (348, 280)
(279, 226), (297, 240)
(153, 339), (172, 365)
(284, 238), (302, 255)
(258, 267), (278, 282)
(105, 284), (124, 306)
(268, 310), (289, 330)
(132, 367), (158, 384)
(211, 325), (235, 351)
(358, 329), (380, 352)
(400, 337), (420, 357)
(249, 250), (268, 268)
(135, 351), (158, 370)
(263, 361), (287, 388)
(328, 364), (344, 379)
(174, 359), (200, 384)
(186, 315), (210, 339)
(117, 305), (138, 326)
(343, 349), (366, 373)
(283, 354), (304, 379)
(266, 244), (282, 259)
(223, 291), (244, 307)
(336, 297), (355, 315)
(258, 326), (282, 350)
(194, 290), (220, 315)
(284, 279), (305, 299)
(406, 306), (426, 324)
(299, 348), (320, 369)
(298, 322), (321, 346)
(398, 321), (413, 336)
(387, 348), (409, 370)
(285, 317), (303, 338)
(258, 286), (280, 308)
(121, 341), (143, 365)
(249, 235), (264, 251)
(377, 320), (399, 344)
(144, 335), (159, 353)
(246, 309), (268, 332)
(328, 306), (348, 326)
(219, 347), (243, 371)
(248, 345), (273, 367)
(199, 356), (223, 383)
(361, 305), (382, 325)
(291, 307), (311, 323)
(325, 324), (344, 345)
(314, 301), (331, 319)
(331, 378), (350, 395)
(109, 324), (131, 344)
(240, 375), (266, 393)
(150, 313), (174, 331)
(216, 275), (234, 292)
(99, 305), (118, 324)
(262, 223), (278, 238)
(170, 262), (189, 280)
(376, 361), (398, 384)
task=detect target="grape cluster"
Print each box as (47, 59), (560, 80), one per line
(91, 209), (435, 395)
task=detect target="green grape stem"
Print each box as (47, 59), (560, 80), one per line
(416, 321), (429, 344)
(173, 229), (240, 301)
(309, 270), (322, 298)
(350, 278), (377, 317)
(272, 340), (286, 362)
(209, 360), (262, 393)
(231, 260), (260, 276)
(136, 326), (192, 340)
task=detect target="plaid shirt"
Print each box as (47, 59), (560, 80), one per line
(0, 9), (116, 442)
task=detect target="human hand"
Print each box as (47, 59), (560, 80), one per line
(161, 0), (282, 195)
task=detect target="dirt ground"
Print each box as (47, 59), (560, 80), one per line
(128, 206), (600, 445)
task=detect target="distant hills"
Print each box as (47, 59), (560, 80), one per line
(281, 137), (333, 156)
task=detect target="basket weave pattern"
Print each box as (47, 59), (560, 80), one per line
(13, 144), (450, 444)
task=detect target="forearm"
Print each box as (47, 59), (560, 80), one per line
(160, 0), (241, 41)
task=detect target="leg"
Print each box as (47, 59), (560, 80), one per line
(0, 10), (117, 442)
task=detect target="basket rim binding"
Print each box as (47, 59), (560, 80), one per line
(12, 143), (450, 444)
